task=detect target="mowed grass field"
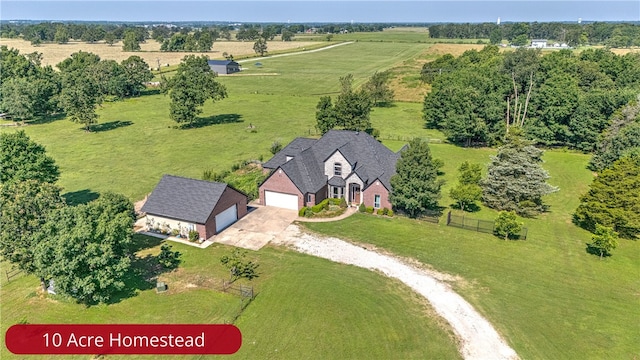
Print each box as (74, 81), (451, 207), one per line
(305, 146), (640, 359)
(0, 41), (438, 201)
(1, 33), (639, 360)
(0, 241), (461, 360)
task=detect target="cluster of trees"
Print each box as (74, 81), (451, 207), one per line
(315, 72), (394, 135)
(0, 132), (181, 304)
(0, 47), (153, 130)
(423, 46), (640, 151)
(0, 22), (149, 46)
(160, 30), (215, 52)
(427, 22), (640, 47)
(391, 133), (558, 219)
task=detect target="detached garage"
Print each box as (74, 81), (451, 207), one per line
(141, 175), (248, 241)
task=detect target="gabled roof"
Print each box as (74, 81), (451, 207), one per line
(207, 60), (239, 66)
(263, 130), (400, 193)
(141, 175), (242, 224)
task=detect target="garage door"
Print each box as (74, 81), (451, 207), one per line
(264, 191), (298, 210)
(215, 204), (238, 233)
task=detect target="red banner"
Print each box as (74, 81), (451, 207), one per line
(5, 324), (241, 355)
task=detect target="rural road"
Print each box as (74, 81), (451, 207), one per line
(237, 41), (355, 64)
(273, 225), (520, 360)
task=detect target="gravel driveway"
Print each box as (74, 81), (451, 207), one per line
(273, 225), (519, 360)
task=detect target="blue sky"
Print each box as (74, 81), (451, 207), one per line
(2, 1), (638, 23)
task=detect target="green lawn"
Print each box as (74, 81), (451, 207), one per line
(2, 34), (638, 360)
(304, 148), (640, 360)
(0, 239), (461, 360)
(0, 42), (435, 202)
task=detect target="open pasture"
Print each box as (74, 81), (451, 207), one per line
(0, 38), (319, 68)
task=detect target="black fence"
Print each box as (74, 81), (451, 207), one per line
(222, 280), (256, 324)
(446, 211), (528, 240)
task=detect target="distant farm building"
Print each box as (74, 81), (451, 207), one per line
(207, 60), (241, 75)
(531, 39), (548, 48)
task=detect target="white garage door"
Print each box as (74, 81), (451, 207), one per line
(264, 191), (298, 210)
(215, 204), (238, 233)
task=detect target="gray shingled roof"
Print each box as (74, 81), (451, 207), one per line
(207, 60), (239, 66)
(141, 175), (237, 224)
(263, 130), (399, 194)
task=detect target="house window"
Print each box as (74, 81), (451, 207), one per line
(332, 186), (343, 199)
(307, 194), (312, 203)
(334, 163), (342, 176)
(374, 195), (381, 209)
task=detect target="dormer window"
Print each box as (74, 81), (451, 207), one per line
(334, 163), (342, 176)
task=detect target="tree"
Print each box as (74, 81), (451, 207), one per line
(253, 38), (268, 56)
(0, 77), (34, 122)
(589, 98), (640, 171)
(494, 211), (522, 240)
(121, 56), (153, 97)
(104, 32), (116, 46)
(162, 55), (227, 126)
(512, 34), (529, 46)
(0, 130), (59, 184)
(574, 154), (640, 238)
(33, 194), (134, 305)
(122, 31), (141, 51)
(0, 180), (65, 273)
(363, 71), (394, 107)
(482, 134), (558, 217)
(196, 30), (213, 52)
(59, 68), (101, 131)
(449, 161), (483, 211)
(315, 96), (337, 134)
(281, 30), (294, 41)
(587, 224), (619, 259)
(54, 25), (69, 44)
(157, 244), (182, 270)
(390, 138), (445, 218)
(489, 28), (502, 45)
(333, 74), (373, 132)
(220, 249), (259, 283)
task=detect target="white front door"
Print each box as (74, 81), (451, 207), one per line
(264, 191), (299, 210)
(215, 204), (238, 233)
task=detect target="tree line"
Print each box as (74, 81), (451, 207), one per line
(0, 46), (153, 130)
(427, 22), (640, 47)
(422, 46), (640, 152)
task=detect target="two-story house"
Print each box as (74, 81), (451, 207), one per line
(259, 130), (400, 211)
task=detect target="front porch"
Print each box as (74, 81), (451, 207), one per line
(328, 182), (362, 207)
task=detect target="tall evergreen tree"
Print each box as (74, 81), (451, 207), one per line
(482, 133), (558, 216)
(390, 138), (444, 218)
(449, 161), (483, 211)
(575, 154), (640, 238)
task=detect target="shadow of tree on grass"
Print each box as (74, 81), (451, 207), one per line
(63, 189), (100, 206)
(90, 120), (133, 133)
(180, 114), (243, 129)
(106, 236), (180, 305)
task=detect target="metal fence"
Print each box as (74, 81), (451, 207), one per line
(222, 280), (256, 324)
(446, 211), (528, 240)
